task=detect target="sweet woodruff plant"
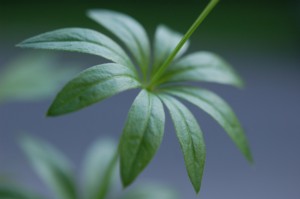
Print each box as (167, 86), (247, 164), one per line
(17, 0), (252, 194)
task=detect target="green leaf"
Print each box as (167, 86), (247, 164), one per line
(119, 90), (165, 187)
(17, 28), (135, 69)
(82, 138), (118, 199)
(19, 135), (76, 199)
(119, 183), (179, 199)
(159, 94), (205, 193)
(160, 51), (244, 88)
(163, 86), (253, 162)
(47, 63), (141, 116)
(87, 9), (150, 78)
(0, 185), (44, 199)
(153, 25), (189, 73)
(0, 53), (79, 103)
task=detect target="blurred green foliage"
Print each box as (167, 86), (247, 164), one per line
(0, 136), (179, 199)
(0, 53), (80, 103)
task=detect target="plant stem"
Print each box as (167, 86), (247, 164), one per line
(148, 0), (219, 89)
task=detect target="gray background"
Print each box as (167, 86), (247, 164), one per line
(1, 0), (299, 198)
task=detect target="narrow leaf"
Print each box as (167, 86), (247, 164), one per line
(159, 94), (205, 193)
(0, 53), (79, 103)
(161, 51), (244, 87)
(47, 63), (141, 116)
(120, 183), (179, 199)
(17, 28), (135, 69)
(152, 25), (189, 73)
(0, 185), (45, 199)
(20, 135), (76, 199)
(83, 138), (118, 199)
(164, 86), (253, 162)
(87, 9), (150, 77)
(119, 90), (165, 187)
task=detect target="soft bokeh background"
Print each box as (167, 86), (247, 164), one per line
(1, 0), (299, 198)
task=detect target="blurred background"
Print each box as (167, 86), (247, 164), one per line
(0, 0), (299, 198)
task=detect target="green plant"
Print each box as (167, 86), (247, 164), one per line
(0, 53), (79, 103)
(0, 136), (178, 199)
(17, 0), (252, 193)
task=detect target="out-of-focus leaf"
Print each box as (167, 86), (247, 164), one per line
(47, 63), (141, 116)
(119, 90), (165, 187)
(83, 138), (118, 199)
(163, 86), (253, 162)
(0, 53), (79, 103)
(153, 25), (189, 73)
(119, 183), (179, 199)
(87, 9), (150, 76)
(159, 94), (205, 193)
(20, 135), (77, 199)
(17, 28), (134, 69)
(0, 185), (45, 199)
(161, 51), (244, 88)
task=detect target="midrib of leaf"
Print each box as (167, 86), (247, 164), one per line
(174, 100), (199, 172)
(51, 74), (139, 109)
(24, 39), (134, 70)
(188, 90), (237, 127)
(164, 86), (253, 162)
(127, 91), (152, 177)
(160, 94), (204, 193)
(109, 17), (149, 82)
(157, 64), (212, 85)
(183, 89), (252, 162)
(166, 87), (235, 126)
(148, 0), (219, 89)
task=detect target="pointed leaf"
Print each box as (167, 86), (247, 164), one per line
(161, 51), (244, 87)
(17, 28), (135, 69)
(120, 183), (179, 199)
(87, 9), (150, 75)
(83, 138), (118, 199)
(47, 63), (141, 116)
(159, 94), (205, 193)
(0, 53), (79, 103)
(163, 86), (253, 162)
(153, 25), (189, 73)
(119, 90), (165, 187)
(20, 135), (76, 199)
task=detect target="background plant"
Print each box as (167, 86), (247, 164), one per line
(17, 0), (252, 193)
(0, 135), (178, 199)
(0, 53), (79, 104)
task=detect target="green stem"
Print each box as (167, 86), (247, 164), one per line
(148, 0), (219, 89)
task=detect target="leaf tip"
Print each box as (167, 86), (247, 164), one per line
(86, 9), (103, 19)
(46, 104), (59, 117)
(86, 9), (93, 17)
(120, 164), (136, 189)
(17, 133), (37, 154)
(193, 185), (201, 195)
(15, 39), (30, 48)
(121, 176), (132, 189)
(17, 133), (30, 145)
(237, 78), (246, 89)
(46, 101), (65, 117)
(15, 42), (24, 48)
(190, 176), (202, 194)
(246, 153), (255, 165)
(242, 144), (254, 165)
